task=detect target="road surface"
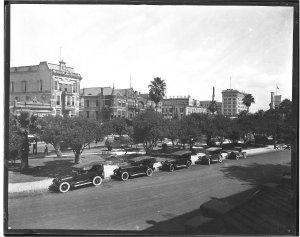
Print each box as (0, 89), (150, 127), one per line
(8, 150), (290, 232)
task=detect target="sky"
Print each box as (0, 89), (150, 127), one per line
(10, 4), (294, 112)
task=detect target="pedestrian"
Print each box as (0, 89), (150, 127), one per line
(44, 144), (48, 156)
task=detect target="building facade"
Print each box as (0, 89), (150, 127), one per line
(162, 96), (207, 119)
(10, 61), (82, 116)
(269, 92), (282, 109)
(199, 100), (223, 115)
(221, 89), (248, 116)
(79, 87), (155, 121)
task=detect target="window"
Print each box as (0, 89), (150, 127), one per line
(96, 100), (99, 107)
(86, 100), (89, 107)
(180, 108), (184, 113)
(22, 81), (27, 92)
(37, 80), (43, 91)
(86, 111), (89, 118)
(169, 108), (173, 113)
(57, 96), (60, 105)
(67, 96), (70, 106)
(10, 81), (14, 93)
(96, 111), (99, 119)
(72, 97), (75, 106)
(54, 81), (58, 90)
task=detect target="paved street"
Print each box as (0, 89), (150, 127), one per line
(8, 150), (290, 232)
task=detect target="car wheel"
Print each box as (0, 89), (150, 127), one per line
(146, 168), (153, 177)
(186, 160), (191, 168)
(59, 182), (70, 193)
(169, 165), (174, 172)
(235, 155), (239, 160)
(218, 156), (222, 163)
(243, 153), (247, 159)
(208, 159), (211, 166)
(121, 172), (129, 181)
(92, 176), (102, 186)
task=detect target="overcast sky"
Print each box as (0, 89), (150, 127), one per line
(10, 4), (294, 112)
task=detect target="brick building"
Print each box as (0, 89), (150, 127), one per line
(79, 87), (153, 121)
(162, 96), (207, 119)
(10, 60), (82, 116)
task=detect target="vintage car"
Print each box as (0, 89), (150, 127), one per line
(49, 161), (104, 193)
(228, 147), (247, 160)
(113, 157), (156, 181)
(161, 150), (192, 172)
(198, 147), (223, 165)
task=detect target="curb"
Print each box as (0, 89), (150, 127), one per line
(8, 147), (280, 194)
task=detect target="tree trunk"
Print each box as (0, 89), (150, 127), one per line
(20, 135), (29, 173)
(74, 151), (81, 164)
(54, 142), (62, 157)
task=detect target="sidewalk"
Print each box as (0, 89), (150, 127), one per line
(8, 145), (279, 194)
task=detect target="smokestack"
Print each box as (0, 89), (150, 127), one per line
(212, 87), (215, 101)
(270, 92), (274, 109)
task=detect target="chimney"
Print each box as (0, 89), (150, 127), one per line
(212, 87), (215, 101)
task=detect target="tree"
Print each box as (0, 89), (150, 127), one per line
(242, 94), (255, 112)
(148, 77), (166, 112)
(133, 111), (164, 154)
(63, 116), (107, 164)
(237, 111), (255, 144)
(10, 111), (38, 172)
(37, 115), (66, 157)
(208, 100), (217, 115)
(8, 113), (23, 166)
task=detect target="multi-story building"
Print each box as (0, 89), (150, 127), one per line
(79, 87), (152, 121)
(10, 60), (82, 116)
(216, 102), (222, 115)
(269, 92), (282, 109)
(199, 100), (223, 115)
(162, 96), (207, 119)
(221, 89), (248, 116)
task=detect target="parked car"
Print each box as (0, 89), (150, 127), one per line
(161, 150), (192, 172)
(49, 161), (104, 193)
(113, 157), (156, 181)
(198, 147), (223, 165)
(228, 147), (247, 160)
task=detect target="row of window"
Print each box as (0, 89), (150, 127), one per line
(56, 96), (76, 106)
(54, 81), (77, 93)
(10, 80), (43, 93)
(162, 107), (184, 113)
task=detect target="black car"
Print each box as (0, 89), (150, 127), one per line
(161, 150), (192, 172)
(228, 147), (247, 160)
(113, 157), (156, 181)
(199, 147), (223, 165)
(49, 161), (104, 193)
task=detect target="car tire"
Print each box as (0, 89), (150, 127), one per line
(169, 165), (174, 172)
(121, 172), (129, 181)
(218, 156), (222, 163)
(235, 155), (239, 160)
(146, 168), (153, 177)
(59, 182), (70, 193)
(186, 160), (191, 168)
(92, 176), (102, 186)
(243, 153), (247, 159)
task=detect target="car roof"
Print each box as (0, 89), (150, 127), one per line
(72, 161), (103, 169)
(206, 147), (222, 152)
(234, 146), (243, 149)
(129, 156), (156, 162)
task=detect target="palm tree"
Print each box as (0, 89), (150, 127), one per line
(242, 94), (255, 112)
(148, 77), (166, 112)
